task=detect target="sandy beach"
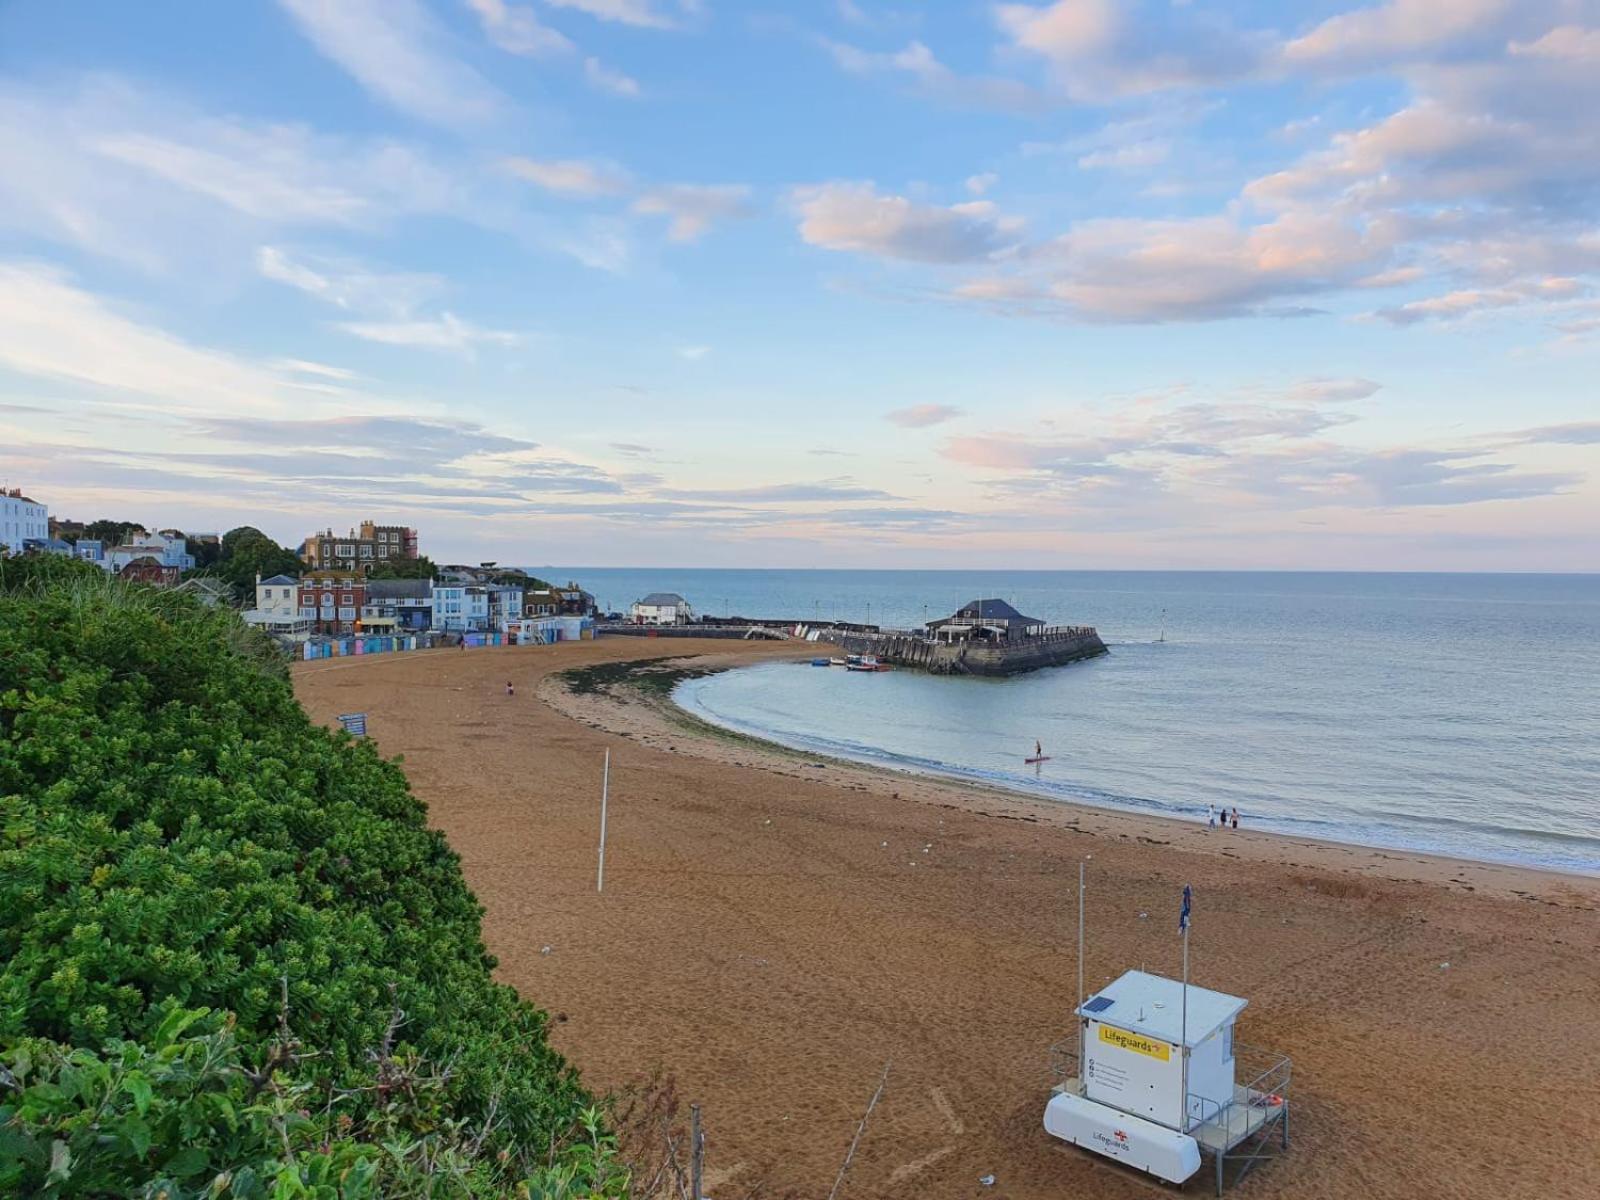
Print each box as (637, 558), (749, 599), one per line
(294, 638), (1600, 1199)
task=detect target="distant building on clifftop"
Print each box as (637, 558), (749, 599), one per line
(300, 520), (419, 574)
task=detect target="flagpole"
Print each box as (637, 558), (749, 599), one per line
(1180, 890), (1190, 1132)
(1077, 861), (1085, 1086)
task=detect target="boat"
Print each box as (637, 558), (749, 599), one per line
(829, 657), (847, 666)
(846, 654), (888, 672)
(811, 657), (831, 666)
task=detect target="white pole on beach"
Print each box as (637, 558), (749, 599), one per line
(1180, 903), (1190, 1131)
(1077, 861), (1086, 1084)
(597, 748), (610, 893)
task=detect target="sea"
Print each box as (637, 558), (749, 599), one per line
(539, 569), (1600, 874)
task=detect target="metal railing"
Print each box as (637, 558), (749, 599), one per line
(1185, 1045), (1290, 1144)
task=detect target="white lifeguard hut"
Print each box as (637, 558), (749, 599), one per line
(1044, 871), (1291, 1194)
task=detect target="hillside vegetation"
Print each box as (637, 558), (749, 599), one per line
(0, 558), (625, 1196)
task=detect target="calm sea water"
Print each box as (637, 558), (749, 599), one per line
(542, 569), (1600, 873)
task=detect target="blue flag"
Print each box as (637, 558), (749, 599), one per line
(1179, 884), (1192, 932)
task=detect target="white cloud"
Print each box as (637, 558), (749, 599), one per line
(820, 37), (1042, 111)
(887, 403), (964, 428)
(994, 0), (1267, 98)
(0, 262), (351, 415)
(503, 155), (632, 195)
(1371, 278), (1584, 325)
(92, 128), (375, 225)
(465, 0), (574, 57)
(677, 344), (711, 360)
(336, 312), (522, 353)
(544, 0), (686, 30)
(276, 0), (503, 128)
(584, 56), (643, 97)
(965, 172), (998, 196)
(1509, 25), (1600, 64)
(1078, 140), (1169, 170)
(633, 184), (753, 241)
(792, 183), (1025, 264)
(1282, 0), (1514, 69)
(256, 246), (446, 317)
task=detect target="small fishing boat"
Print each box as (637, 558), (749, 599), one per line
(829, 657), (847, 666)
(846, 654), (887, 672)
(811, 657), (831, 666)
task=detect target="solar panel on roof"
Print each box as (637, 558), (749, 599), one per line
(1083, 996), (1114, 1013)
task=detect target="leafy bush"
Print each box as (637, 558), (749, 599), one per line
(0, 1008), (628, 1198)
(0, 571), (593, 1188)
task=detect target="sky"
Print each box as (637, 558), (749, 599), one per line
(0, 0), (1596, 571)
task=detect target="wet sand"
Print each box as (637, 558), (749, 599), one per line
(294, 638), (1600, 1199)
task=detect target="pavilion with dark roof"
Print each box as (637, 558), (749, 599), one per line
(925, 598), (1048, 642)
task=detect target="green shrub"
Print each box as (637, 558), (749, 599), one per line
(0, 572), (590, 1182)
(0, 1009), (628, 1197)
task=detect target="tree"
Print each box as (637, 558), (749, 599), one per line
(185, 535), (223, 570)
(81, 519), (145, 545)
(215, 526), (305, 596)
(367, 555), (437, 581)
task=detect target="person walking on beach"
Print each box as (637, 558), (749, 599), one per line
(1207, 805), (1216, 829)
(1231, 808), (1239, 830)
(506, 680), (515, 698)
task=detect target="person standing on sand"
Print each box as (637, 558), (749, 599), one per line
(1231, 809), (1239, 830)
(506, 681), (515, 698)
(1207, 805), (1216, 828)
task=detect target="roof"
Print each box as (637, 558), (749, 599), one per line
(365, 579), (430, 599)
(1077, 970), (1246, 1047)
(637, 592), (687, 606)
(926, 598), (1047, 629)
(259, 574), (299, 586)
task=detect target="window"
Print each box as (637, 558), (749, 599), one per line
(341, 593), (352, 605)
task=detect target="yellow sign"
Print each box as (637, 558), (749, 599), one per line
(1098, 1025), (1172, 1062)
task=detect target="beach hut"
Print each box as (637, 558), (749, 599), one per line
(1045, 877), (1290, 1193)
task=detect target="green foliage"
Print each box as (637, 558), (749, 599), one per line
(0, 572), (590, 1179)
(0, 1013), (630, 1198)
(0, 555), (105, 592)
(365, 556), (437, 581)
(214, 528), (304, 596)
(80, 520), (146, 546)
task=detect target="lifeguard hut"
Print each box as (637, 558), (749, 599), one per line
(1044, 873), (1291, 1194)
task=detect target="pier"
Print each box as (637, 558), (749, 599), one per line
(596, 599), (1107, 676)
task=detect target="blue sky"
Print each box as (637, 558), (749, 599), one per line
(1, 0), (1596, 569)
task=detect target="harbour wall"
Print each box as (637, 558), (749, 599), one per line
(826, 627), (1107, 676)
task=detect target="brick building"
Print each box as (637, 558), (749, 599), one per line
(300, 520), (419, 574)
(297, 571), (367, 634)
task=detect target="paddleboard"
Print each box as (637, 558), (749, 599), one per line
(1024, 755), (1052, 763)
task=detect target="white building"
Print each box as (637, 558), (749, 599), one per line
(1, 488), (49, 555)
(241, 573), (310, 639)
(631, 592), (693, 625)
(433, 584), (489, 632)
(104, 532), (195, 573)
(254, 574), (301, 620)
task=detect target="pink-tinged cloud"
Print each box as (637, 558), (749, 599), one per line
(941, 434), (1120, 470)
(887, 403), (964, 428)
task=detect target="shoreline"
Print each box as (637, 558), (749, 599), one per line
(294, 637), (1600, 1198)
(543, 649), (1600, 900)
